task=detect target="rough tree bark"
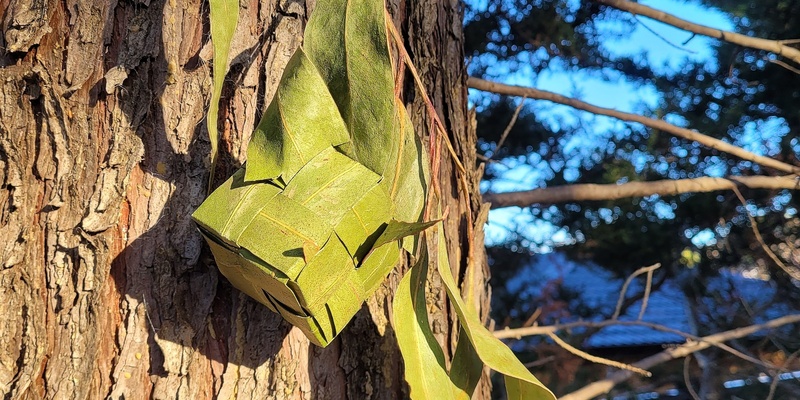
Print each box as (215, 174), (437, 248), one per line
(0, 0), (491, 399)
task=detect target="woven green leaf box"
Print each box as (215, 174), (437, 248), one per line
(197, 1), (556, 397)
(194, 146), (430, 347)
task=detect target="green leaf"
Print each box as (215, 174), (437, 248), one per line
(303, 0), (428, 223)
(207, 0), (238, 187)
(393, 251), (463, 400)
(282, 147), (393, 261)
(394, 227), (553, 400)
(245, 50), (350, 182)
(303, 0), (396, 176)
(193, 169), (282, 242)
(201, 233), (274, 308)
(193, 141), (424, 347)
(198, 11), (551, 397)
(203, 0), (429, 348)
(432, 225), (556, 400)
(385, 101), (429, 224)
(194, 160), (398, 346)
(292, 234), (356, 311)
(237, 192), (333, 279)
(449, 329), (484, 399)
(372, 219), (439, 250)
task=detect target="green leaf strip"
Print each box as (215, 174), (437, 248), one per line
(207, 0), (239, 190)
(432, 225), (556, 400)
(245, 51), (351, 182)
(393, 250), (464, 400)
(394, 222), (555, 399)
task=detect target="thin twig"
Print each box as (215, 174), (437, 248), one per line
(546, 332), (652, 377)
(559, 314), (800, 400)
(523, 307), (542, 328)
(492, 97), (526, 159)
(424, 123), (442, 222)
(594, 0), (800, 65)
(634, 16), (697, 53)
(386, 13), (480, 310)
(495, 318), (781, 371)
(766, 348), (800, 400)
(460, 166), (477, 306)
(613, 263), (661, 320)
(386, 17), (443, 222)
(768, 58), (800, 75)
(638, 266), (656, 321)
(386, 12), (466, 175)
(476, 153), (512, 168)
(524, 355), (556, 368)
(766, 370), (781, 400)
(731, 186), (800, 281)
(683, 355), (702, 400)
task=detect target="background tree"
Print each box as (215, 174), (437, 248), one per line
(0, 0), (492, 398)
(465, 0), (800, 397)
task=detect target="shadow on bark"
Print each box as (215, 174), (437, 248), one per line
(106, 3), (409, 396)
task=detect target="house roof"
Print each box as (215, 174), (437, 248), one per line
(560, 262), (691, 348)
(524, 253), (788, 349)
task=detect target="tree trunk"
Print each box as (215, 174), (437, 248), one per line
(0, 0), (491, 399)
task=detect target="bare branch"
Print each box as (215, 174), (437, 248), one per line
(483, 175), (800, 209)
(524, 355), (556, 368)
(523, 307), (542, 328)
(731, 186), (800, 281)
(768, 58), (800, 75)
(546, 332), (652, 377)
(766, 348), (800, 400)
(468, 77), (800, 175)
(493, 97), (526, 159)
(638, 266), (655, 321)
(557, 314), (800, 400)
(476, 153), (512, 168)
(594, 0), (800, 65)
(613, 263), (661, 320)
(495, 319), (778, 371)
(633, 16), (697, 53)
(683, 356), (702, 400)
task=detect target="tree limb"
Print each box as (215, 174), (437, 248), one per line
(495, 319), (777, 370)
(557, 314), (800, 400)
(467, 77), (800, 175)
(594, 0), (800, 65)
(483, 175), (800, 209)
(546, 332), (652, 377)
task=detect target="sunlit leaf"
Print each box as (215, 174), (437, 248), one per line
(433, 224), (556, 400)
(393, 251), (462, 399)
(245, 51), (350, 182)
(303, 0), (397, 176)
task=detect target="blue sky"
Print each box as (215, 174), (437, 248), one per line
(473, 0), (736, 248)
